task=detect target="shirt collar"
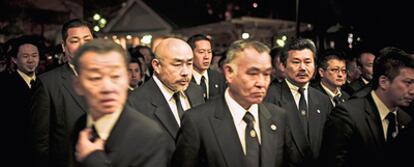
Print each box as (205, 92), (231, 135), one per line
(225, 89), (259, 125)
(192, 69), (208, 85)
(371, 90), (397, 121)
(320, 82), (342, 98)
(17, 69), (36, 88)
(285, 79), (309, 94)
(153, 74), (181, 101)
(68, 63), (78, 76)
(86, 107), (123, 141)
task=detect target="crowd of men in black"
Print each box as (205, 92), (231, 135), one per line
(1, 18), (414, 167)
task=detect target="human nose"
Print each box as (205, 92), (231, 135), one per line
(180, 64), (192, 76)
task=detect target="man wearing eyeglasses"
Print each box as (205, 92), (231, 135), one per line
(313, 49), (350, 107)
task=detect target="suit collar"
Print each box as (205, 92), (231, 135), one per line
(364, 94), (386, 145)
(211, 97), (246, 167)
(60, 64), (87, 113)
(279, 81), (313, 157)
(146, 78), (180, 138)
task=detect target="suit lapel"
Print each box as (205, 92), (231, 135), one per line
(258, 104), (278, 167)
(61, 64), (87, 113)
(210, 98), (246, 167)
(364, 95), (385, 146)
(104, 107), (133, 155)
(307, 88), (324, 149)
(185, 82), (205, 107)
(147, 79), (180, 139)
(279, 81), (312, 158)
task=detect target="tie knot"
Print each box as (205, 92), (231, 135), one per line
(243, 112), (255, 125)
(201, 75), (206, 81)
(298, 87), (305, 94)
(333, 95), (342, 103)
(30, 79), (35, 87)
(90, 125), (100, 142)
(386, 112), (396, 122)
(173, 92), (180, 100)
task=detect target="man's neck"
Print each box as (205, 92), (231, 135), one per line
(374, 89), (396, 111)
(321, 81), (338, 94)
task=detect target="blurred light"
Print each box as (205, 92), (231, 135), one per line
(99, 18), (107, 25)
(357, 37), (361, 41)
(347, 33), (353, 44)
(93, 26), (100, 32)
(112, 35), (117, 39)
(330, 41), (335, 48)
(252, 3), (258, 8)
(141, 34), (153, 45)
(104, 36), (108, 39)
(93, 13), (101, 21)
(282, 35), (287, 41)
(126, 35), (132, 40)
(242, 32), (250, 39)
(276, 39), (285, 47)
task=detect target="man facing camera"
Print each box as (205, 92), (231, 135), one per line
(72, 39), (169, 167)
(173, 40), (299, 167)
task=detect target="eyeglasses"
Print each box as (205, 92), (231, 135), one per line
(327, 68), (347, 74)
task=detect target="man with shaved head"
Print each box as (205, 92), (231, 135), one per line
(128, 37), (204, 163)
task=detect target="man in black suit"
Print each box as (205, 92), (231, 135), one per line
(313, 50), (350, 107)
(264, 38), (332, 165)
(319, 49), (414, 167)
(71, 39), (169, 167)
(30, 19), (93, 167)
(173, 40), (299, 167)
(2, 35), (41, 165)
(187, 34), (226, 101)
(342, 50), (375, 95)
(128, 37), (204, 161)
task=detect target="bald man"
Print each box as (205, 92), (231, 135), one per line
(128, 37), (204, 162)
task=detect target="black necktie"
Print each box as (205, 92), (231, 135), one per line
(386, 112), (397, 142)
(89, 125), (100, 142)
(200, 76), (208, 100)
(30, 79), (35, 89)
(298, 87), (309, 139)
(173, 92), (185, 120)
(243, 112), (260, 167)
(333, 95), (343, 106)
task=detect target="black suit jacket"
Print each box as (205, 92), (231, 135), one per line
(319, 94), (412, 167)
(2, 72), (34, 165)
(30, 64), (88, 167)
(264, 80), (332, 164)
(127, 78), (204, 159)
(342, 78), (366, 96)
(72, 106), (169, 167)
(312, 83), (350, 108)
(172, 96), (299, 167)
(191, 69), (227, 101)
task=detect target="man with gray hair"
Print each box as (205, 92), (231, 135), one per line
(173, 40), (298, 167)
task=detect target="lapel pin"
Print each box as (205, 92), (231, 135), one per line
(214, 84), (219, 88)
(301, 110), (306, 116)
(270, 124), (277, 131)
(250, 130), (256, 138)
(317, 109), (321, 114)
(401, 125), (405, 129)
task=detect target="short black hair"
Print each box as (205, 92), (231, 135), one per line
(187, 34), (211, 50)
(72, 39), (130, 74)
(318, 49), (346, 70)
(280, 38), (317, 65)
(61, 19), (92, 42)
(371, 47), (414, 89)
(8, 35), (45, 58)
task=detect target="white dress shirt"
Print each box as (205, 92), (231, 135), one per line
(225, 89), (261, 155)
